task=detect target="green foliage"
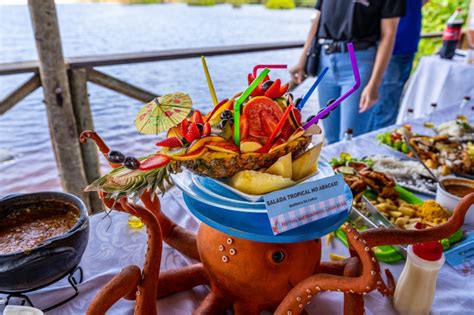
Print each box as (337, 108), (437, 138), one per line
(228, 0), (245, 7)
(264, 0), (296, 10)
(293, 0), (315, 8)
(414, 0), (470, 68)
(187, 0), (216, 6)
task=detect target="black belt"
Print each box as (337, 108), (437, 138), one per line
(318, 39), (374, 54)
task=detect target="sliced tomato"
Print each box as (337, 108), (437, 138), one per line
(261, 111), (280, 137)
(139, 154), (171, 171)
(243, 96), (283, 138)
(240, 115), (249, 139)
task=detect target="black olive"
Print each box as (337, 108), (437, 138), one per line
(272, 250), (285, 263)
(108, 150), (125, 164)
(326, 98), (336, 106)
(196, 123), (204, 133)
(317, 107), (330, 120)
(261, 80), (274, 92)
(124, 156), (140, 170)
(219, 119), (228, 129)
(220, 109), (233, 120)
(306, 115), (316, 123)
(294, 97), (303, 108)
(285, 93), (294, 103)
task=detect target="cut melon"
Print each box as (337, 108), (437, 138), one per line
(228, 170), (295, 195)
(292, 142), (322, 181)
(265, 152), (292, 178)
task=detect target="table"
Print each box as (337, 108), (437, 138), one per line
(397, 54), (474, 124)
(2, 123), (474, 315)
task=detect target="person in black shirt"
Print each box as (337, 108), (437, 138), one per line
(290, 0), (405, 143)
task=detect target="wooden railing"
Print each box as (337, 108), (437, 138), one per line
(0, 1), (448, 212)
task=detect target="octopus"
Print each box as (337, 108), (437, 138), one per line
(82, 131), (474, 315)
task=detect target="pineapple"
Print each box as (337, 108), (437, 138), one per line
(228, 170), (295, 195)
(181, 136), (311, 178)
(265, 152), (292, 178)
(292, 142), (323, 181)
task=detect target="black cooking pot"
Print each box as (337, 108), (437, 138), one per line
(0, 192), (89, 293)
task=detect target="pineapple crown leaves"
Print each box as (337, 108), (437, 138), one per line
(85, 160), (180, 200)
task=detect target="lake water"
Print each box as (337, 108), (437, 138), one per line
(0, 3), (319, 195)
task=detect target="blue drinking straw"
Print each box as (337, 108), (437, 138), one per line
(296, 67), (329, 111)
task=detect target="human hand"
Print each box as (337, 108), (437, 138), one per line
(289, 61), (306, 84)
(359, 84), (379, 113)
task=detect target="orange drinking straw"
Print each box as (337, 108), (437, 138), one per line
(257, 104), (294, 153)
(201, 56), (218, 106)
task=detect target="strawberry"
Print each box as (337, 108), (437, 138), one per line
(191, 110), (204, 124)
(247, 73), (255, 85)
(185, 122), (201, 143)
(202, 122), (211, 136)
(139, 154), (171, 171)
(156, 137), (183, 148)
(179, 119), (189, 136)
(279, 82), (289, 96)
(264, 79), (281, 99)
(250, 84), (264, 97)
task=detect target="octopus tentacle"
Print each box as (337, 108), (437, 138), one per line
(140, 190), (200, 261)
(275, 224), (378, 315)
(362, 193), (474, 248)
(79, 130), (124, 168)
(194, 291), (230, 315)
(343, 257), (364, 315)
(86, 265), (141, 315)
(120, 199), (163, 315)
(376, 269), (395, 297)
(157, 263), (209, 299)
(317, 260), (349, 276)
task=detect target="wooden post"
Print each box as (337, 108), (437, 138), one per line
(28, 0), (90, 208)
(69, 69), (103, 213)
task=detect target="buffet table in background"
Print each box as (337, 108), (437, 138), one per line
(397, 54), (474, 123)
(2, 108), (474, 315)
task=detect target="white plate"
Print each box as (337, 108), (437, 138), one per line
(205, 157), (335, 202)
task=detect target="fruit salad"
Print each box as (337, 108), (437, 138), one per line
(86, 72), (323, 198)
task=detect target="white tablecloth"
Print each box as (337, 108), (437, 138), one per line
(2, 115), (474, 314)
(397, 54), (474, 123)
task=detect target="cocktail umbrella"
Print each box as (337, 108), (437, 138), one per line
(135, 92), (192, 134)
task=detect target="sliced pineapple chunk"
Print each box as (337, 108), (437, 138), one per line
(228, 170), (295, 195)
(265, 152), (292, 178)
(292, 142), (323, 181)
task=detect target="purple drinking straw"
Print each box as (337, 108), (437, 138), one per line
(303, 42), (361, 130)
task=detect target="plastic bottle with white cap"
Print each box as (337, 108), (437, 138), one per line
(393, 240), (445, 315)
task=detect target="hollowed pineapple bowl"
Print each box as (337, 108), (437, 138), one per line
(84, 75), (324, 199)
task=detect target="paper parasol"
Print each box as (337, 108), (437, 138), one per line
(135, 92), (192, 134)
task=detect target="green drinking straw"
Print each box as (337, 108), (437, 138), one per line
(233, 68), (270, 145)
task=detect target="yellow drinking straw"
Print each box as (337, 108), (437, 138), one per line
(201, 56), (218, 106)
